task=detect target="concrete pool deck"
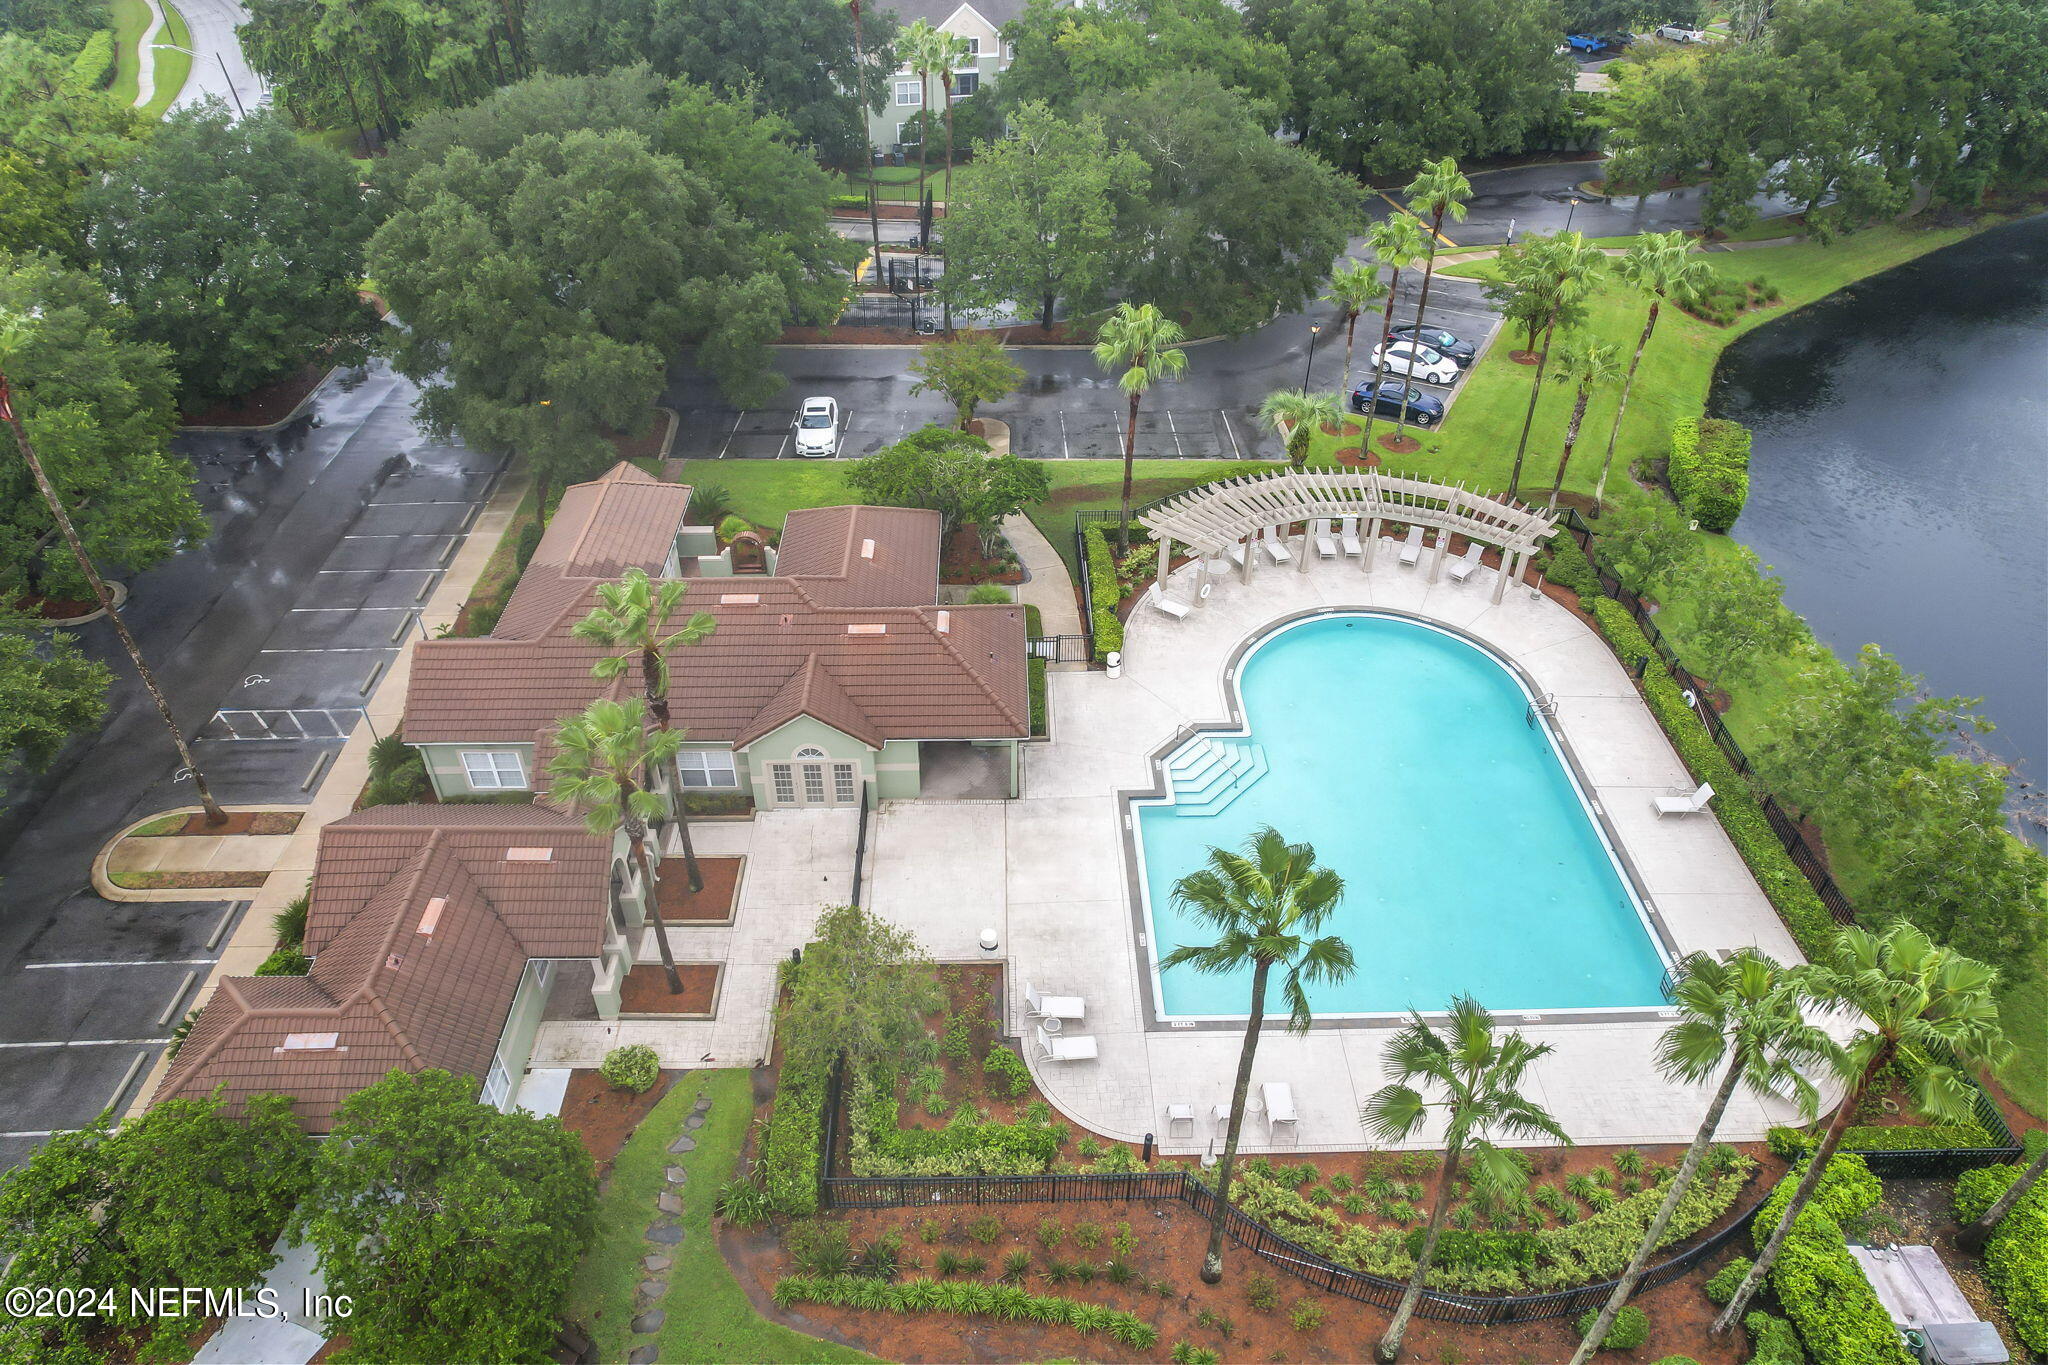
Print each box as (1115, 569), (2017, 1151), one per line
(864, 543), (1846, 1152)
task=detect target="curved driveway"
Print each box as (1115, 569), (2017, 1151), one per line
(172, 0), (265, 117)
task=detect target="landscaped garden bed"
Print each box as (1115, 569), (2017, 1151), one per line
(107, 869), (270, 890)
(620, 963), (723, 1017)
(128, 810), (303, 837)
(654, 855), (744, 923)
(559, 1066), (680, 1184)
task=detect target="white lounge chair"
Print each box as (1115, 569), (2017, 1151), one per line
(1397, 525), (1425, 566)
(1447, 541), (1485, 583)
(1311, 519), (1339, 558)
(1024, 982), (1085, 1022)
(1035, 1024), (1098, 1062)
(1262, 1082), (1299, 1141)
(1260, 526), (1292, 563)
(1165, 1103), (1196, 1138)
(1654, 783), (1715, 816)
(1339, 516), (1363, 556)
(1224, 540), (1247, 567)
(1151, 586), (1190, 619)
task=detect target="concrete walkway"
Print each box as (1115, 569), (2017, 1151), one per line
(130, 0), (167, 110)
(1002, 513), (1086, 650)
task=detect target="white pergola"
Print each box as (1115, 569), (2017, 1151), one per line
(1138, 468), (1562, 606)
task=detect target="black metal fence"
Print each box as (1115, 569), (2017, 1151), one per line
(1026, 634), (1090, 663)
(820, 1158), (1767, 1324)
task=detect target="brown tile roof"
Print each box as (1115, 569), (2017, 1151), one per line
(154, 806), (608, 1132)
(405, 466), (1028, 751)
(498, 463), (691, 637)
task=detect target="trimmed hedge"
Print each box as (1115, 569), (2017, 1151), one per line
(773, 1274), (1159, 1347)
(66, 29), (115, 90)
(1575, 1304), (1649, 1351)
(1028, 656), (1047, 736)
(1705, 1255), (1751, 1304)
(758, 966), (829, 1216)
(1754, 1154), (1910, 1365)
(1539, 536), (1602, 601)
(1585, 597), (1836, 954)
(1743, 1311), (1805, 1365)
(1771, 1120), (2001, 1155)
(1954, 1159), (2048, 1352)
(1081, 524), (1123, 663)
(254, 947), (311, 975)
(1667, 416), (1751, 531)
(848, 1069), (1064, 1176)
(599, 1044), (661, 1094)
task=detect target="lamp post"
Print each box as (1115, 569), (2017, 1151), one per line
(156, 44), (247, 119)
(1301, 323), (1322, 395)
(1565, 196), (1581, 233)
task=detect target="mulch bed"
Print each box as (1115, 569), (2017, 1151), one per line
(620, 963), (722, 1017)
(940, 526), (1023, 585)
(10, 592), (99, 620)
(140, 811), (303, 837)
(559, 1067), (681, 1185)
(654, 856), (743, 923)
(603, 411), (672, 463)
(1377, 433), (1422, 454)
(178, 361), (331, 428)
(110, 870), (269, 890)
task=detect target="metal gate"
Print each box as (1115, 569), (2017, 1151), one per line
(1026, 634), (1090, 663)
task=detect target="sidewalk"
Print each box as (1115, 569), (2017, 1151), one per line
(124, 465), (532, 1120)
(980, 420), (1088, 664)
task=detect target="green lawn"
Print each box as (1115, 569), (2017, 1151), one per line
(834, 160), (980, 203)
(113, 0), (192, 121)
(1993, 940), (2048, 1117)
(562, 1070), (869, 1364)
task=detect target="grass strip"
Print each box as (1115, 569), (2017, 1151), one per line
(139, 0), (192, 121)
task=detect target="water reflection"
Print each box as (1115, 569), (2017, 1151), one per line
(1711, 215), (2048, 844)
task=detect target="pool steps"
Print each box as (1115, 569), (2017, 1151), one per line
(1164, 737), (1269, 817)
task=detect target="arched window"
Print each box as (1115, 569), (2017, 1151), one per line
(794, 746), (828, 759)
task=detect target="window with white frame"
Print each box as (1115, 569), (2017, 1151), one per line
(461, 750), (527, 790)
(962, 37), (980, 62)
(894, 78), (919, 105)
(951, 71), (979, 97)
(677, 749), (739, 789)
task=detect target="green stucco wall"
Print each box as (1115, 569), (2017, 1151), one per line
(418, 742), (535, 799)
(877, 739), (922, 799)
(494, 959), (556, 1110)
(739, 716), (877, 807)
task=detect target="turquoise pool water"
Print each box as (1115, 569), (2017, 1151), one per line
(1136, 613), (1669, 1018)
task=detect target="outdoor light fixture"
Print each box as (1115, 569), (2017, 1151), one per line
(1301, 323), (1323, 395)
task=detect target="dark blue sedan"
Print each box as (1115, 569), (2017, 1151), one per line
(1389, 325), (1477, 366)
(1351, 381), (1445, 426)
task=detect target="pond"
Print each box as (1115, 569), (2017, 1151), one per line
(1710, 215), (2048, 847)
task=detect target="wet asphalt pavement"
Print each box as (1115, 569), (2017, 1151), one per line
(0, 363), (502, 1167)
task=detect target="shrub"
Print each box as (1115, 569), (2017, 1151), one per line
(65, 29), (114, 89)
(1575, 1304), (1650, 1351)
(758, 1018), (830, 1217)
(1652, 1358), (1703, 1365)
(1000, 1249), (1031, 1281)
(1171, 1343), (1220, 1365)
(1706, 1255), (1751, 1304)
(1036, 1218), (1063, 1250)
(599, 1044), (661, 1094)
(1072, 1220), (1102, 1250)
(1289, 1298), (1325, 1332)
(1540, 537), (1602, 601)
(1755, 1154), (1908, 1364)
(1027, 656), (1048, 736)
(464, 597), (506, 636)
(1082, 524), (1124, 663)
(512, 517), (544, 572)
(829, 192), (868, 211)
(254, 947), (311, 975)
(367, 731), (414, 780)
(1245, 1271), (1280, 1310)
(967, 1215), (1003, 1245)
(772, 1275), (1157, 1345)
(271, 891), (310, 950)
(715, 1178), (770, 1225)
(1666, 416), (1751, 532)
(982, 1046), (1032, 1098)
(1743, 1310), (1804, 1365)
(1955, 1159), (2048, 1352)
(1585, 596), (1835, 954)
(359, 758), (429, 808)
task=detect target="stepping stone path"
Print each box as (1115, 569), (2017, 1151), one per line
(634, 1092), (718, 1347)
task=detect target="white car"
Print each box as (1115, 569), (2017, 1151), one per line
(792, 397), (840, 457)
(1369, 340), (1462, 387)
(1656, 23), (1707, 40)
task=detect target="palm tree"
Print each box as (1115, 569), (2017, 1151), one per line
(1596, 233), (1712, 514)
(1362, 997), (1570, 1363)
(1391, 159), (1472, 441)
(1258, 390), (1340, 469)
(548, 698), (688, 994)
(1958, 1142), (2048, 1254)
(0, 335), (227, 826)
(1505, 232), (1606, 502)
(899, 21), (941, 218)
(1545, 336), (1623, 508)
(572, 568), (717, 891)
(1092, 303), (1188, 554)
(930, 28), (973, 333)
(845, 0), (884, 282)
(1324, 261), (1388, 401)
(1163, 826), (1354, 1285)
(1361, 215), (1427, 450)
(1566, 951), (1840, 1365)
(1714, 923), (2010, 1331)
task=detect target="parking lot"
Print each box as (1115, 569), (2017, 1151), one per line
(662, 267), (1502, 464)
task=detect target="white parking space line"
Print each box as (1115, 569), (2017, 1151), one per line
(341, 533), (460, 541)
(718, 410), (746, 458)
(365, 500), (483, 507)
(1166, 411), (1185, 457)
(291, 606), (411, 612)
(0, 1038), (169, 1049)
(1059, 411), (1071, 459)
(24, 960), (218, 969)
(258, 646), (393, 654)
(315, 568), (443, 574)
(1221, 410), (1244, 459)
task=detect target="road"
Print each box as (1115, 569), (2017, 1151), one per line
(1372, 158), (1804, 247)
(172, 0), (266, 117)
(0, 365), (501, 1168)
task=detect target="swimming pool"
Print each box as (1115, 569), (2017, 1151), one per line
(1134, 613), (1671, 1019)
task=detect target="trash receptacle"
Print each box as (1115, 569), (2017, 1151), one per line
(1106, 650), (1122, 679)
